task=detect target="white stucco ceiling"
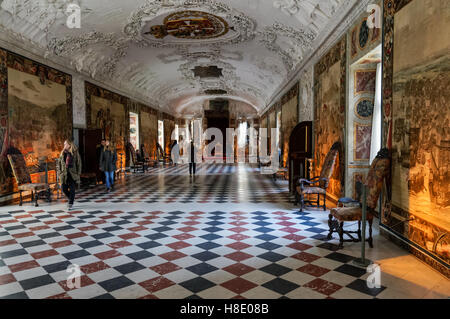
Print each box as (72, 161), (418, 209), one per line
(0, 0), (358, 117)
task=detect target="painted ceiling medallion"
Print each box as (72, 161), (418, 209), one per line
(145, 11), (229, 40)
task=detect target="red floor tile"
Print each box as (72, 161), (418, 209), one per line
(224, 251), (253, 262)
(221, 278), (258, 294)
(50, 240), (74, 249)
(297, 264), (331, 277)
(94, 250), (121, 260)
(150, 262), (181, 275)
(304, 278), (342, 296)
(0, 273), (16, 285)
(31, 249), (59, 259)
(287, 242), (313, 251)
(159, 251), (187, 261)
(223, 263), (255, 276)
(8, 260), (40, 273)
(291, 252), (321, 263)
(80, 261), (111, 274)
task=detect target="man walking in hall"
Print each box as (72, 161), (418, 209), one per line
(189, 139), (196, 176)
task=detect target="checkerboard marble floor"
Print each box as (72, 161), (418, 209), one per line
(0, 164), (448, 299)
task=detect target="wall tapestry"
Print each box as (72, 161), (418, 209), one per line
(313, 36), (346, 200)
(0, 48), (72, 195)
(383, 0), (449, 275)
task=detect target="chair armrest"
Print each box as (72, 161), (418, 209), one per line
(297, 176), (321, 186)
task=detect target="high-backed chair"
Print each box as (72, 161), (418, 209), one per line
(295, 142), (341, 212)
(328, 148), (391, 249)
(8, 154), (51, 206)
(127, 143), (147, 173)
(156, 143), (171, 165)
(140, 145), (157, 168)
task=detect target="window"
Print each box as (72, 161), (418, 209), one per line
(129, 112), (139, 150)
(158, 120), (164, 148)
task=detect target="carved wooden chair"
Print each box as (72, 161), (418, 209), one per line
(8, 154), (51, 207)
(295, 142), (341, 212)
(140, 145), (157, 168)
(127, 143), (147, 173)
(156, 143), (171, 165)
(328, 148), (391, 249)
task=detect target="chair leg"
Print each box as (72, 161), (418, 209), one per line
(327, 214), (334, 240)
(368, 219), (374, 248)
(338, 221), (344, 249)
(34, 191), (39, 207)
(323, 194), (327, 211)
(19, 191), (23, 206)
(299, 192), (304, 212)
(358, 221), (362, 241)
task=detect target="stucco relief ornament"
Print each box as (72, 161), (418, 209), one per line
(258, 23), (316, 72)
(273, 0), (302, 15)
(47, 31), (129, 78)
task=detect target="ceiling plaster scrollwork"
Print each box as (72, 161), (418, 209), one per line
(46, 31), (129, 79)
(258, 22), (316, 72)
(123, 0), (256, 48)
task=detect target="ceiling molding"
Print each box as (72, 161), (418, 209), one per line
(261, 0), (373, 115)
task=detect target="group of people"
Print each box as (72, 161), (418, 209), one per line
(57, 137), (199, 210)
(57, 138), (117, 210)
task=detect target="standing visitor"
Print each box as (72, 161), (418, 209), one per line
(99, 140), (117, 192)
(58, 139), (82, 210)
(189, 140), (196, 176)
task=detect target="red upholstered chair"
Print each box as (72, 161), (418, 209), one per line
(328, 148), (391, 249)
(8, 154), (50, 207)
(295, 142), (341, 212)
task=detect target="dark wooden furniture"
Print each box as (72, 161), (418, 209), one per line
(8, 154), (51, 207)
(156, 143), (171, 165)
(295, 141), (340, 212)
(328, 149), (391, 249)
(78, 129), (103, 184)
(127, 143), (148, 173)
(288, 121), (313, 193)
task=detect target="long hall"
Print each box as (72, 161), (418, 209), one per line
(0, 0), (448, 302)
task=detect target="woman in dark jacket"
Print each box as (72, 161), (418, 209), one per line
(99, 140), (117, 192)
(57, 139), (82, 210)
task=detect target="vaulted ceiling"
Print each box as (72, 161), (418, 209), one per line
(0, 0), (358, 117)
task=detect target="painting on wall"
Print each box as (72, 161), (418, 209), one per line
(140, 107), (158, 159)
(281, 83), (299, 167)
(86, 82), (128, 169)
(383, 0), (450, 271)
(314, 37), (346, 200)
(0, 48), (72, 195)
(163, 114), (175, 155)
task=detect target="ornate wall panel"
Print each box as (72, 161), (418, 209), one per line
(382, 0), (450, 276)
(313, 37), (346, 200)
(86, 82), (129, 169)
(281, 83), (299, 167)
(299, 66), (314, 122)
(140, 106), (158, 159)
(0, 48), (72, 195)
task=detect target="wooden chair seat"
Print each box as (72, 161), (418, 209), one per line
(297, 186), (326, 195)
(330, 207), (375, 222)
(18, 183), (48, 191)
